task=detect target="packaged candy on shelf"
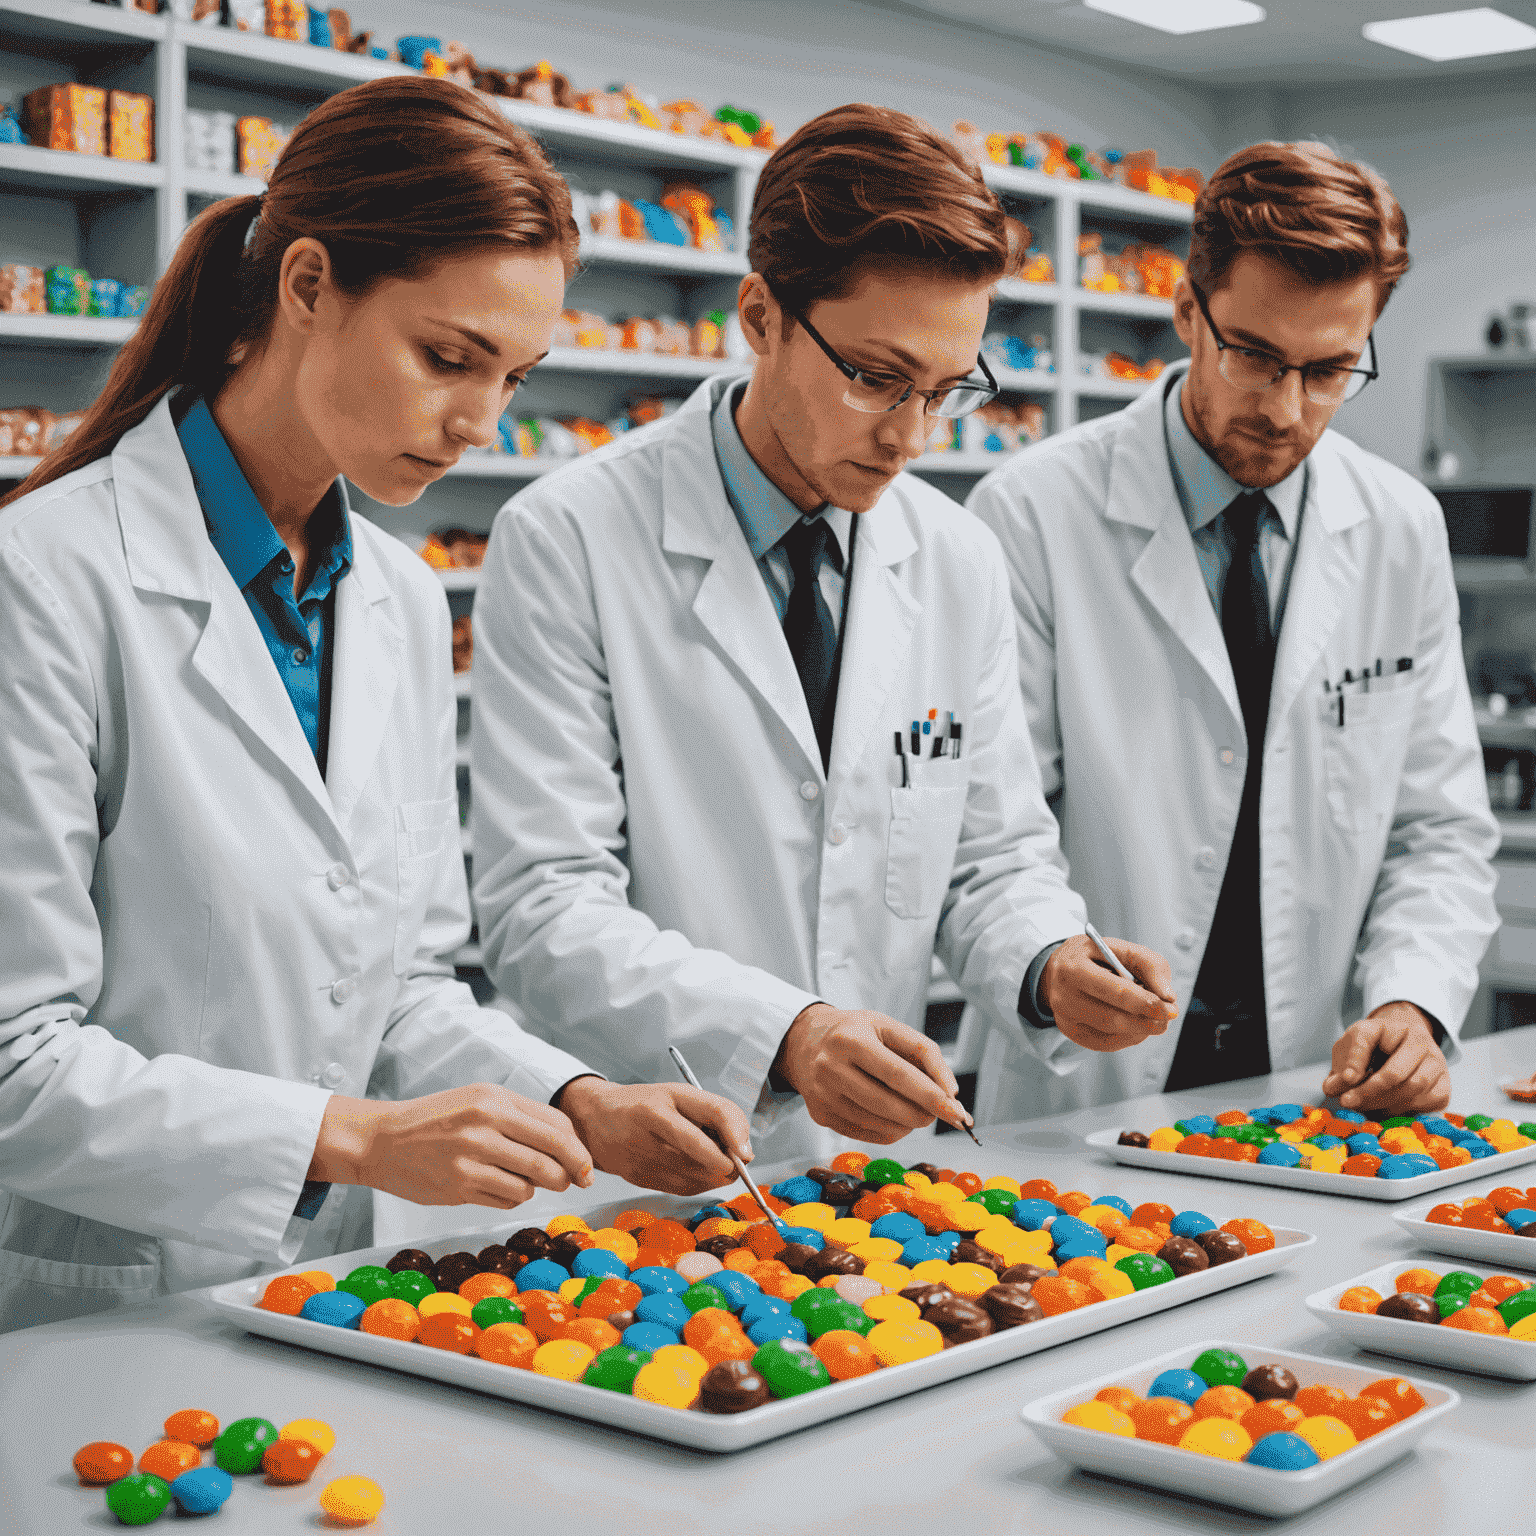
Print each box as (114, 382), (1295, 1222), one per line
(229, 0), (267, 31)
(46, 411), (86, 450)
(636, 200), (690, 246)
(45, 266), (92, 317)
(0, 104), (28, 146)
(663, 183), (727, 253)
(0, 408), (49, 458)
(691, 310), (727, 359)
(981, 331), (1053, 376)
(0, 264), (46, 315)
(184, 109), (237, 175)
(512, 60), (574, 109)
(90, 277), (122, 318)
(714, 105), (777, 150)
(395, 37), (443, 70)
(165, 0), (227, 22)
(237, 116), (290, 180)
(326, 10), (373, 55)
(107, 90), (154, 163)
(119, 284), (151, 318)
(265, 0), (309, 42)
(307, 7), (333, 47)
(23, 84), (107, 157)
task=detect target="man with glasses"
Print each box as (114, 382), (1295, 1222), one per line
(970, 141), (1497, 1119)
(469, 104), (1179, 1160)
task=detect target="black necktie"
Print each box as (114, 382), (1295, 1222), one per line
(780, 515), (844, 771)
(1165, 491), (1275, 1091)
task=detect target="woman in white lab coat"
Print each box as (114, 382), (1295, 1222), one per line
(0, 77), (748, 1332)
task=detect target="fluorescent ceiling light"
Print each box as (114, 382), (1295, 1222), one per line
(1084, 0), (1265, 34)
(1363, 7), (1536, 60)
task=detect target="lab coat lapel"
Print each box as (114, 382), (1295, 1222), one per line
(1106, 384), (1243, 730)
(827, 495), (919, 792)
(661, 402), (824, 778)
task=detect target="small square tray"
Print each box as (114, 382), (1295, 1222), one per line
(1086, 1126), (1536, 1201)
(1304, 1257), (1536, 1381)
(1021, 1339), (1457, 1518)
(1392, 1189), (1536, 1266)
(208, 1194), (1313, 1454)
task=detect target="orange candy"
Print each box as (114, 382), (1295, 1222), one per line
(1338, 1286), (1383, 1315)
(1443, 1307), (1508, 1335)
(257, 1274), (316, 1315)
(1177, 1134), (1213, 1155)
(830, 1151), (871, 1175)
(1228, 1143), (1260, 1164)
(1220, 1219), (1274, 1255)
(262, 1438), (323, 1484)
(1056, 1191), (1092, 1215)
(418, 1313), (481, 1354)
(163, 1410), (219, 1447)
(613, 1208), (657, 1233)
(744, 1224), (788, 1260)
(73, 1443), (134, 1484)
(360, 1298), (421, 1342)
(476, 1321), (539, 1368)
(459, 1272), (516, 1306)
(1359, 1376), (1425, 1421)
(1193, 1386), (1254, 1421)
(1334, 1396), (1396, 1441)
(1487, 1186), (1527, 1214)
(1113, 1225), (1162, 1254)
(1214, 1110), (1250, 1126)
(1129, 1203), (1174, 1229)
(693, 1218), (737, 1242)
(1131, 1398), (1195, 1445)
(852, 1192), (904, 1223)
(563, 1318), (623, 1353)
(578, 1278), (641, 1319)
(518, 1293), (577, 1342)
(1294, 1383), (1349, 1418)
(1241, 1399), (1305, 1441)
(1478, 1275), (1531, 1304)
(692, 1325), (756, 1366)
(721, 1249), (759, 1274)
(1018, 1178), (1059, 1202)
(813, 1329), (881, 1381)
(1394, 1268), (1441, 1297)
(1033, 1276), (1096, 1317)
(1341, 1154), (1382, 1177)
(1095, 1385), (1142, 1414)
(1425, 1203), (1464, 1226)
(641, 1219), (696, 1255)
(951, 1171), (984, 1196)
(1463, 1207), (1512, 1232)
(1080, 1207), (1128, 1239)
(138, 1441), (200, 1481)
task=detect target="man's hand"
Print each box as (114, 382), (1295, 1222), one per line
(558, 1079), (752, 1196)
(308, 1084), (596, 1209)
(1040, 935), (1179, 1052)
(1321, 1002), (1450, 1114)
(773, 1005), (969, 1143)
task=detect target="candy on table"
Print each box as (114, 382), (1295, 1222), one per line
(1424, 1185), (1536, 1235)
(22, 83), (107, 156)
(320, 1475), (385, 1525)
(74, 1441), (134, 1484)
(171, 1466), (233, 1515)
(105, 1472), (172, 1525)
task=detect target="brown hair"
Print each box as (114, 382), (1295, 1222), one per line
(1188, 140), (1409, 312)
(5, 76), (579, 507)
(748, 103), (1014, 317)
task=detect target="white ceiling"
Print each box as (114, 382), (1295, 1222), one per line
(885, 0), (1536, 86)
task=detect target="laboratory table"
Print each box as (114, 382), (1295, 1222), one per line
(4, 1025), (1533, 1534)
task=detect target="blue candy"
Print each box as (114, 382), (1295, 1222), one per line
(1268, 1103), (1304, 1123)
(1505, 1207), (1536, 1228)
(572, 1250), (629, 1280)
(171, 1467), (234, 1515)
(1377, 1153), (1438, 1179)
(1331, 1108), (1367, 1125)
(635, 1293), (691, 1331)
(1345, 1134), (1383, 1155)
(1052, 1235), (1108, 1263)
(514, 1258), (571, 1294)
(870, 1212), (925, 1244)
(1418, 1117), (1457, 1139)
(300, 1291), (366, 1329)
(1012, 1198), (1058, 1231)
(1175, 1115), (1217, 1136)
(769, 1176), (823, 1204)
(738, 1296), (791, 1328)
(1045, 1214), (1095, 1246)
(1256, 1142), (1302, 1167)
(708, 1271), (760, 1310)
(622, 1321), (680, 1352)
(901, 1235), (957, 1267)
(1170, 1210), (1216, 1237)
(1246, 1432), (1321, 1470)
(746, 1313), (808, 1345)
(687, 1205), (733, 1229)
(1148, 1368), (1207, 1405)
(629, 1266), (689, 1296)
(1090, 1195), (1133, 1217)
(1308, 1134), (1345, 1151)
(777, 1226), (825, 1250)
(1246, 1106), (1283, 1125)
(1465, 1140), (1498, 1159)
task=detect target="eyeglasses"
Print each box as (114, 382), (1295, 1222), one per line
(789, 307), (1000, 419)
(1190, 280), (1378, 405)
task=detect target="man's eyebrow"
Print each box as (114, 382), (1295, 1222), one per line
(848, 338), (973, 385)
(1226, 326), (1361, 366)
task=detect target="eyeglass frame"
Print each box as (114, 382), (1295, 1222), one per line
(1188, 279), (1379, 405)
(786, 304), (1001, 418)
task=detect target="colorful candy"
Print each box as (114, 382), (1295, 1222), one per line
(1336, 1265), (1534, 1335)
(319, 1475), (385, 1524)
(104, 1472), (172, 1525)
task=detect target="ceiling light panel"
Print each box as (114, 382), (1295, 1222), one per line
(1083, 0), (1266, 34)
(1363, 7), (1536, 61)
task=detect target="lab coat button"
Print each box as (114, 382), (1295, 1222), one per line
(326, 863), (350, 890)
(1195, 846), (1218, 870)
(1176, 928), (1198, 950)
(330, 976), (357, 1004)
(800, 781), (819, 802)
(320, 1062), (346, 1088)
(1219, 748), (1236, 767)
(828, 823), (848, 845)
(292, 648), (309, 666)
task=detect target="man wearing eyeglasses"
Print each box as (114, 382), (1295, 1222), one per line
(970, 141), (1498, 1121)
(469, 103), (1179, 1162)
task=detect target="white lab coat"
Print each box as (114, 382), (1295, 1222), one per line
(0, 399), (588, 1331)
(965, 363), (1500, 1123)
(471, 374), (1087, 1168)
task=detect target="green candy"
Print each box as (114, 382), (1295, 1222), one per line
(790, 1288), (840, 1323)
(862, 1157), (907, 1187)
(1379, 1116), (1415, 1129)
(752, 1338), (830, 1398)
(1517, 1122), (1536, 1140)
(966, 1188), (1019, 1217)
(472, 1296), (523, 1330)
(682, 1283), (729, 1315)
(1437, 1291), (1471, 1320)
(584, 1344), (651, 1392)
(1173, 1119), (1202, 1135)
(212, 1417), (279, 1474)
(1433, 1270), (1482, 1298)
(337, 1265), (393, 1306)
(806, 1301), (872, 1340)
(105, 1473), (172, 1526)
(1462, 1113), (1493, 1132)
(1191, 1347), (1248, 1388)
(1115, 1253), (1174, 1290)
(389, 1269), (436, 1305)
(572, 1277), (606, 1305)
(1499, 1287), (1536, 1329)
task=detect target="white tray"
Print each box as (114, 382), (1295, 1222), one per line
(209, 1194), (1314, 1454)
(1393, 1191), (1536, 1266)
(1305, 1258), (1536, 1381)
(1022, 1338), (1458, 1517)
(1086, 1126), (1536, 1201)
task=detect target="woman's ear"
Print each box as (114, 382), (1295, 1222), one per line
(276, 237), (334, 334)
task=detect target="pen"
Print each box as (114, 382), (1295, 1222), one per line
(950, 720), (963, 759)
(1084, 920), (1136, 984)
(931, 716), (947, 758)
(667, 1046), (786, 1232)
(893, 730), (909, 787)
(910, 720), (921, 755)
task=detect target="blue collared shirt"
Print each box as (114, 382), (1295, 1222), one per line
(176, 395), (353, 775)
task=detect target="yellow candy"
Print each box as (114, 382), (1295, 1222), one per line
(848, 1238), (906, 1264)
(1487, 1118), (1517, 1135)
(1105, 1244), (1136, 1265)
(1276, 1126), (1306, 1142)
(279, 1418), (335, 1456)
(981, 1175), (1022, 1197)
(947, 1263), (999, 1299)
(652, 1344), (709, 1379)
(1179, 1419), (1252, 1460)
(558, 1278), (587, 1303)
(779, 1202), (836, 1231)
(588, 1228), (640, 1265)
(903, 1172), (933, 1191)
(861, 1261), (912, 1292)
(1062, 1400), (1134, 1435)
(632, 1360), (700, 1408)
(1296, 1415), (1357, 1460)
(908, 1259), (955, 1283)
(1307, 1148), (1346, 1175)
(1509, 1314), (1536, 1342)
(319, 1475), (384, 1524)
(1148, 1127), (1181, 1152)
(825, 1217), (872, 1244)
(867, 1318), (944, 1367)
(1079, 1205), (1129, 1237)
(532, 1339), (596, 1381)
(862, 1293), (921, 1323)
(296, 1269), (335, 1293)
(1087, 1268), (1135, 1301)
(418, 1292), (472, 1319)
(780, 1274), (813, 1300)
(545, 1214), (591, 1237)
(925, 1183), (966, 1206)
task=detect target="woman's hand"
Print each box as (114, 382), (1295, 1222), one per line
(307, 1084), (596, 1209)
(556, 1079), (753, 1196)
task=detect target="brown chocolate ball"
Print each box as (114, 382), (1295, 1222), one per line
(998, 1262), (1055, 1287)
(805, 1167), (839, 1186)
(1117, 1130), (1152, 1148)
(900, 1281), (954, 1310)
(908, 1162), (945, 1181)
(778, 1243), (821, 1275)
(1157, 1237), (1210, 1277)
(1376, 1291), (1440, 1324)
(923, 1295), (994, 1345)
(805, 1247), (865, 1281)
(1242, 1364), (1299, 1401)
(607, 1309), (638, 1333)
(819, 1176), (864, 1208)
(432, 1252), (481, 1293)
(386, 1248), (435, 1276)
(980, 1283), (1044, 1328)
(700, 1360), (770, 1414)
(951, 1240), (1003, 1273)
(506, 1227), (554, 1261)
(1193, 1229), (1246, 1266)
(697, 1234), (742, 1260)
(550, 1230), (595, 1270)
(475, 1244), (522, 1278)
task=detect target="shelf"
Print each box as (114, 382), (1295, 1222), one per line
(460, 825), (473, 854)
(443, 457), (550, 481)
(908, 452), (1020, 476)
(0, 144), (163, 194)
(993, 279), (1060, 305)
(183, 168), (267, 201)
(981, 163), (1193, 224)
(579, 236), (748, 277)
(1074, 376), (1157, 399)
(0, 314), (137, 346)
(0, 0), (164, 48)
(1074, 290), (1176, 320)
(0, 456), (39, 479)
(454, 670), (474, 696)
(991, 367), (1057, 394)
(495, 98), (765, 173)
(439, 569), (482, 594)
(453, 941), (484, 970)
(178, 19), (412, 94)
(538, 347), (737, 380)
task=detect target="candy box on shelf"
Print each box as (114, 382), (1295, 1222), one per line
(1393, 1181), (1536, 1265)
(107, 89), (154, 163)
(45, 266), (92, 317)
(1022, 1340), (1457, 1518)
(22, 84), (107, 157)
(0, 264), (46, 315)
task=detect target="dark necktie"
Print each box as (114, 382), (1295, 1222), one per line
(780, 514), (844, 771)
(1165, 491), (1275, 1091)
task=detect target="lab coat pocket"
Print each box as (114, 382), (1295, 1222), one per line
(1319, 686), (1418, 837)
(0, 1241), (160, 1332)
(393, 796), (455, 974)
(885, 785), (968, 920)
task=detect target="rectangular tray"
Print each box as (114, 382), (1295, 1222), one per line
(1393, 1191), (1536, 1266)
(1086, 1126), (1536, 1201)
(1022, 1338), (1457, 1517)
(208, 1193), (1314, 1454)
(1305, 1258), (1536, 1381)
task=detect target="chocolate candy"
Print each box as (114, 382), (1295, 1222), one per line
(923, 1295), (994, 1345)
(777, 1243), (821, 1275)
(951, 1240), (1003, 1273)
(697, 1235), (742, 1260)
(1242, 1364), (1299, 1401)
(980, 1283), (1043, 1328)
(432, 1252), (481, 1293)
(805, 1166), (839, 1187)
(385, 1248), (435, 1276)
(606, 1309), (638, 1333)
(899, 1281), (954, 1310)
(804, 1248), (865, 1281)
(550, 1231), (595, 1271)
(700, 1360), (771, 1413)
(1117, 1130), (1152, 1148)
(819, 1175), (864, 1207)
(908, 1162), (945, 1180)
(1193, 1230), (1246, 1266)
(1157, 1237), (1210, 1277)
(1376, 1292), (1440, 1325)
(998, 1262), (1054, 1287)
(476, 1244), (523, 1277)
(507, 1227), (555, 1261)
